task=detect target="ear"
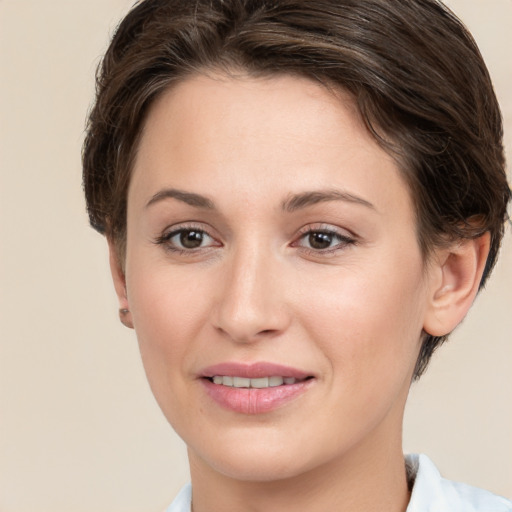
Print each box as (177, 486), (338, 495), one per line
(423, 232), (490, 337)
(108, 239), (134, 329)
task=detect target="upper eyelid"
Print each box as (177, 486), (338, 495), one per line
(295, 230), (355, 245)
(153, 222), (217, 246)
(295, 223), (356, 238)
(165, 227), (213, 240)
(161, 221), (215, 237)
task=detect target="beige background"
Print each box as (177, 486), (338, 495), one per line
(0, 1), (510, 511)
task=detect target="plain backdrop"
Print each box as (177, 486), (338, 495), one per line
(0, 1), (510, 511)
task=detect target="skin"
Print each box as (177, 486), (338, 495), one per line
(110, 72), (489, 512)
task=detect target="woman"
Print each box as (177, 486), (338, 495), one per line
(82, 1), (511, 510)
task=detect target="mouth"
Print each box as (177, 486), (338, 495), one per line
(199, 362), (315, 414)
(206, 375), (312, 388)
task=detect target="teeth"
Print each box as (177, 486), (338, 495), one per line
(211, 376), (298, 388)
(251, 377), (269, 388)
(269, 376), (284, 386)
(233, 377), (251, 388)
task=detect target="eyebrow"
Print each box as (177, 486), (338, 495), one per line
(145, 188), (215, 209)
(282, 189), (375, 212)
(145, 187), (375, 212)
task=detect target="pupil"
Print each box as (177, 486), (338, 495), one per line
(180, 230), (203, 249)
(309, 232), (332, 249)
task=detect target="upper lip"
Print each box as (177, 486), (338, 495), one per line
(199, 362), (312, 380)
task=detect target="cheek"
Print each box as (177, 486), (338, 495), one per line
(124, 258), (212, 406)
(296, 254), (427, 387)
(128, 253), (210, 339)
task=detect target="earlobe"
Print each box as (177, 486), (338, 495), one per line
(108, 239), (134, 329)
(423, 232), (490, 337)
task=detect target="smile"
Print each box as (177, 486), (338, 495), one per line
(210, 376), (302, 388)
(200, 363), (315, 414)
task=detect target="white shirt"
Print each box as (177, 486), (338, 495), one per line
(406, 454), (511, 511)
(164, 454), (512, 512)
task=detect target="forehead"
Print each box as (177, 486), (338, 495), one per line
(130, 72), (412, 219)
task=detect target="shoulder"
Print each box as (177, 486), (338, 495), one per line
(406, 454), (512, 512)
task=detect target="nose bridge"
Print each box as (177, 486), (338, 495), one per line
(214, 239), (287, 342)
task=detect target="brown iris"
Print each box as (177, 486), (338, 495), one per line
(180, 230), (204, 249)
(308, 232), (334, 250)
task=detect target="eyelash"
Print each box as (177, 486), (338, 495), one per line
(292, 225), (356, 255)
(154, 223), (220, 255)
(153, 224), (356, 256)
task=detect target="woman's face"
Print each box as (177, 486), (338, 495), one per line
(120, 73), (435, 481)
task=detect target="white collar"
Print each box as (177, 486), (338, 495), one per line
(405, 453), (511, 512)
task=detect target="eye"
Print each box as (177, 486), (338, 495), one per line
(293, 227), (356, 254)
(173, 229), (209, 249)
(305, 231), (337, 250)
(155, 226), (220, 252)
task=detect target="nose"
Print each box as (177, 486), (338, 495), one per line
(212, 245), (291, 343)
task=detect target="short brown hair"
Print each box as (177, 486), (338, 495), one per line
(83, 0), (510, 378)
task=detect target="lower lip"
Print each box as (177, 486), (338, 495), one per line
(201, 378), (313, 415)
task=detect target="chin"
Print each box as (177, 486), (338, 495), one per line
(200, 449), (316, 483)
(185, 424), (337, 484)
